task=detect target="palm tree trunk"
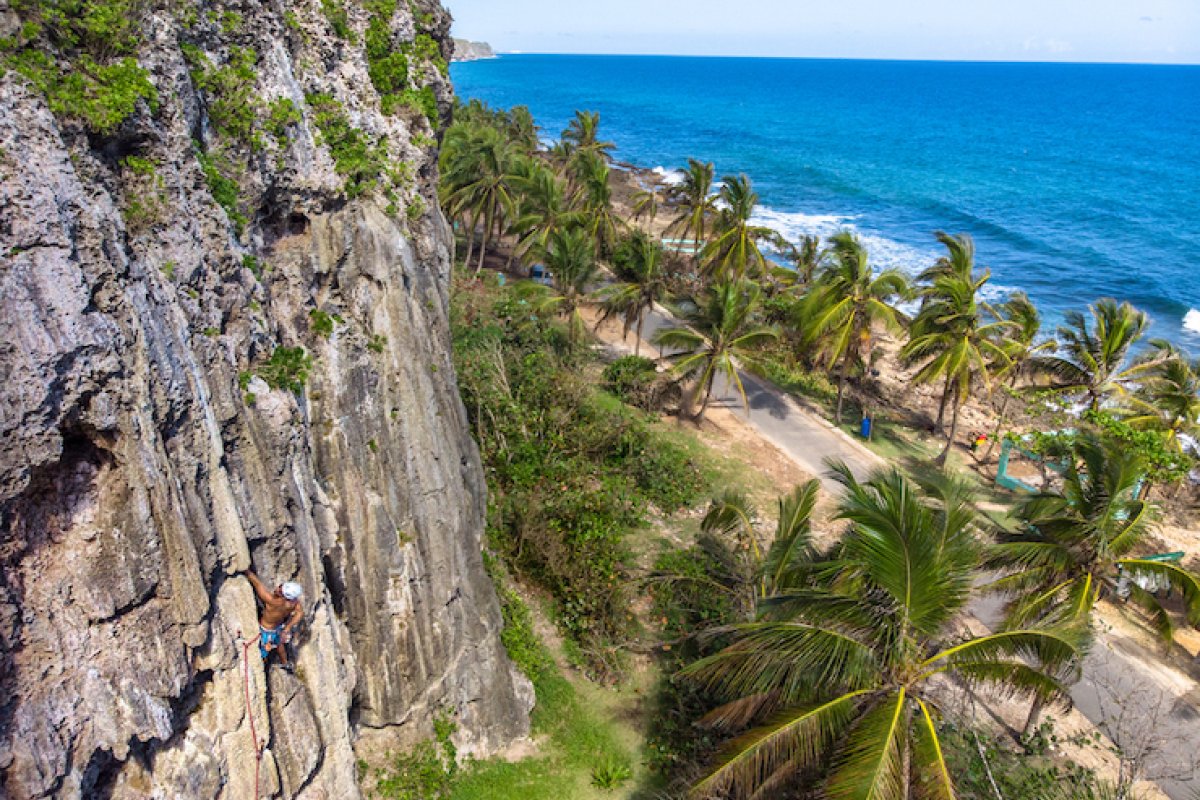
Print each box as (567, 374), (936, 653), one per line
(1022, 696), (1046, 740)
(936, 393), (962, 468)
(464, 212), (477, 268)
(835, 357), (849, 424)
(634, 311), (644, 358)
(475, 202), (493, 275)
(935, 372), (952, 431)
(694, 369), (716, 423)
(983, 386), (1013, 464)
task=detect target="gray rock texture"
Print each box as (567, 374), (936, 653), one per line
(0, 1), (532, 798)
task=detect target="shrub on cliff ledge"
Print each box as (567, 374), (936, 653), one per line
(306, 92), (388, 198)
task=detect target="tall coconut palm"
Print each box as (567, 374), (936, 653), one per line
(1034, 299), (1157, 412)
(651, 280), (778, 423)
(683, 464), (1080, 800)
(440, 123), (518, 274)
(505, 104), (540, 153)
(902, 233), (1012, 467)
(594, 232), (670, 356)
(701, 174), (774, 281)
(800, 232), (909, 423)
(507, 163), (584, 270)
(1123, 342), (1200, 452)
(771, 233), (828, 288)
(537, 226), (600, 346)
(561, 109), (616, 162)
(665, 159), (717, 262)
(982, 292), (1054, 462)
(986, 433), (1200, 644)
(573, 151), (624, 260)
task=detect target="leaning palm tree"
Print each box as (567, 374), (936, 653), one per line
(651, 280), (778, 423)
(986, 433), (1200, 645)
(771, 233), (828, 288)
(800, 232), (909, 423)
(573, 151), (624, 259)
(665, 159), (717, 263)
(902, 233), (1012, 467)
(683, 464), (1080, 800)
(701, 174), (773, 281)
(630, 186), (660, 226)
(594, 232), (670, 356)
(536, 226), (600, 346)
(1122, 341), (1200, 453)
(1034, 298), (1157, 412)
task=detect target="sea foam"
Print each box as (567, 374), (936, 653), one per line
(651, 166), (685, 186)
(1184, 309), (1200, 335)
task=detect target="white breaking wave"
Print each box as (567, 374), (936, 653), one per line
(651, 166), (686, 186)
(752, 206), (1023, 306)
(1184, 309), (1200, 335)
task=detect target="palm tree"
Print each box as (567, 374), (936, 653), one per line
(982, 292), (1053, 462)
(573, 151), (624, 259)
(1034, 299), (1157, 412)
(440, 123), (518, 274)
(651, 280), (778, 423)
(665, 159), (717, 262)
(505, 104), (540, 153)
(986, 433), (1200, 644)
(507, 162), (584, 270)
(538, 226), (600, 346)
(683, 464), (1080, 800)
(631, 186), (660, 226)
(800, 232), (909, 423)
(701, 174), (773, 281)
(902, 233), (1012, 467)
(771, 233), (828, 288)
(1123, 342), (1200, 452)
(594, 232), (669, 356)
(561, 109), (616, 162)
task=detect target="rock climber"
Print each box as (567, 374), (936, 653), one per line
(246, 570), (303, 671)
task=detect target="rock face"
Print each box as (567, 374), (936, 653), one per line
(0, 1), (532, 798)
(451, 39), (496, 62)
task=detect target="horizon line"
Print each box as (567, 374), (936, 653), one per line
(466, 50), (1200, 68)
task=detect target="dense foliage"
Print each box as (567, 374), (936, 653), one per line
(452, 274), (705, 675)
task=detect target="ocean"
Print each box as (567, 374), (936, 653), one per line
(451, 55), (1200, 348)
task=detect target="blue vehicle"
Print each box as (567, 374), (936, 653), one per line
(529, 264), (554, 286)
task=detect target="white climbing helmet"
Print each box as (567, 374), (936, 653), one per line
(281, 582), (303, 601)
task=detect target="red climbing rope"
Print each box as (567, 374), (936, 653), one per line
(239, 632), (264, 799)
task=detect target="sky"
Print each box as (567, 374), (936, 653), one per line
(446, 0), (1200, 65)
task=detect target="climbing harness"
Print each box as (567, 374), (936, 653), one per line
(238, 630), (265, 799)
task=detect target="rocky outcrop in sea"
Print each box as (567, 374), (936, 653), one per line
(0, 1), (532, 797)
(452, 39), (496, 62)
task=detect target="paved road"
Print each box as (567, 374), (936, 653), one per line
(607, 304), (1200, 798)
(630, 305), (884, 495)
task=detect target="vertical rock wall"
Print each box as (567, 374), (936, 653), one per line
(0, 1), (532, 797)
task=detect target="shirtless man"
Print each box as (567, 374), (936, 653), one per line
(246, 571), (303, 669)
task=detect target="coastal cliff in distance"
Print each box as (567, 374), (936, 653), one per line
(0, 0), (531, 797)
(452, 38), (497, 61)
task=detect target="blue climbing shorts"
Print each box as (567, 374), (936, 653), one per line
(259, 625), (283, 660)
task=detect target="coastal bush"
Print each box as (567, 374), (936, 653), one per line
(452, 275), (704, 675)
(260, 346), (312, 394)
(601, 355), (658, 409)
(184, 44), (260, 147)
(939, 722), (1105, 799)
(195, 145), (247, 232)
(2, 0), (157, 134)
(306, 92), (388, 198)
(321, 0), (354, 41)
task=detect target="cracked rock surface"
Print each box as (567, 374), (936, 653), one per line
(0, 2), (532, 797)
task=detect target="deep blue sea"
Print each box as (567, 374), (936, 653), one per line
(451, 55), (1200, 347)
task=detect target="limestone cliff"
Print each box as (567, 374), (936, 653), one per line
(450, 39), (495, 62)
(0, 1), (532, 797)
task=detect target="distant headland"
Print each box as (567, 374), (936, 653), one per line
(452, 39), (496, 62)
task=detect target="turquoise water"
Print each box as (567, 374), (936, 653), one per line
(451, 55), (1200, 346)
